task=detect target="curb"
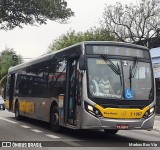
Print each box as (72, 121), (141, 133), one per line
(153, 128), (160, 133)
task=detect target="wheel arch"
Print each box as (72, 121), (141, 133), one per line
(50, 100), (58, 121)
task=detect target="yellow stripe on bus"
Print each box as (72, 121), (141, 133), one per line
(19, 101), (34, 113)
(5, 99), (9, 109)
(95, 104), (149, 119)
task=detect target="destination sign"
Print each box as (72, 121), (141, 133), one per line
(86, 45), (150, 58)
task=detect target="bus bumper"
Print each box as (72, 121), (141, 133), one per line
(81, 110), (155, 130)
(100, 114), (155, 130)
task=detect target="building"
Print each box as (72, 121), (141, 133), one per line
(150, 47), (160, 78)
(150, 47), (160, 113)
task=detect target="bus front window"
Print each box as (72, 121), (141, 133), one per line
(123, 60), (153, 100)
(87, 58), (122, 99)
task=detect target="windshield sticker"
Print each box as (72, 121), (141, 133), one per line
(96, 60), (107, 64)
(138, 67), (146, 78)
(124, 88), (134, 100)
(123, 61), (128, 66)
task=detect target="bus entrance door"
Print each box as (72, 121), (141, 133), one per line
(65, 59), (78, 126)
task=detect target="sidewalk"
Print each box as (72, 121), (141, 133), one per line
(153, 114), (160, 132)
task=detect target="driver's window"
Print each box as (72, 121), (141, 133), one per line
(88, 58), (122, 99)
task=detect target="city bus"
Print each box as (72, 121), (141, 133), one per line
(5, 41), (155, 134)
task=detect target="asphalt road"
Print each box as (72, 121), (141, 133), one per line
(0, 110), (160, 150)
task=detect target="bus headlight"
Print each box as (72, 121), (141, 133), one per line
(87, 105), (93, 112)
(143, 106), (155, 119)
(84, 102), (102, 117)
(150, 107), (154, 114)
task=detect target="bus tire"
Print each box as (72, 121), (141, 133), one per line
(104, 129), (118, 134)
(50, 105), (61, 132)
(15, 102), (22, 120)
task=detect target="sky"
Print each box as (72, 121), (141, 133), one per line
(0, 0), (135, 59)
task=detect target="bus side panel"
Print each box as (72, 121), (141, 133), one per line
(16, 97), (54, 123)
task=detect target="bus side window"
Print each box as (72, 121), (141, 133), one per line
(48, 59), (66, 97)
(20, 81), (29, 96)
(16, 76), (30, 96)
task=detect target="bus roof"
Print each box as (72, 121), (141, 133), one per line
(8, 41), (148, 74)
(8, 42), (83, 74)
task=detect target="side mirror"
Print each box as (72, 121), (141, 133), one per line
(79, 55), (86, 70)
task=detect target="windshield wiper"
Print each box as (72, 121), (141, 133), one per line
(101, 55), (121, 75)
(101, 55), (122, 86)
(129, 57), (139, 79)
(129, 57), (139, 89)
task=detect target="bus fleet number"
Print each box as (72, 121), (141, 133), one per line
(130, 112), (142, 117)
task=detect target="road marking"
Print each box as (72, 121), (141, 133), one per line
(31, 129), (43, 133)
(20, 125), (31, 129)
(117, 133), (126, 136)
(0, 117), (18, 124)
(45, 134), (60, 139)
(63, 141), (81, 147)
(155, 120), (160, 123)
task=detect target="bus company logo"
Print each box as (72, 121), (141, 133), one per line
(121, 111), (127, 117)
(104, 112), (117, 115)
(104, 112), (110, 115)
(2, 142), (11, 147)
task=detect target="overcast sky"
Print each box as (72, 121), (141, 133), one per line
(0, 0), (135, 59)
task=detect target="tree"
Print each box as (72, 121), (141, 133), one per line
(0, 0), (74, 30)
(0, 48), (22, 80)
(101, 0), (160, 48)
(48, 27), (115, 52)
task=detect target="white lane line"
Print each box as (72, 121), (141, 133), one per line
(155, 120), (160, 123)
(20, 125), (31, 129)
(63, 141), (81, 147)
(117, 133), (126, 136)
(45, 134), (60, 139)
(31, 129), (43, 133)
(0, 117), (18, 124)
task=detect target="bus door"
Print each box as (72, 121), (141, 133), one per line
(65, 59), (78, 126)
(8, 74), (15, 110)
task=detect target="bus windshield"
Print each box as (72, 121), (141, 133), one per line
(123, 60), (152, 100)
(87, 58), (123, 99)
(87, 57), (153, 100)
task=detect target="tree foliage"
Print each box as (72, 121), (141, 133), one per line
(48, 27), (115, 52)
(0, 48), (22, 80)
(101, 0), (160, 48)
(0, 0), (74, 30)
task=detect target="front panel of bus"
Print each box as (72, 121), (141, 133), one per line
(81, 44), (155, 130)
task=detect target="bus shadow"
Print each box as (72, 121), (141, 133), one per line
(8, 116), (146, 143)
(61, 128), (144, 142)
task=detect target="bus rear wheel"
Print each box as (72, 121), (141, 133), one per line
(50, 105), (61, 132)
(15, 102), (22, 120)
(104, 129), (118, 134)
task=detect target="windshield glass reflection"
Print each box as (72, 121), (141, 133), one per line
(87, 58), (122, 99)
(123, 60), (152, 100)
(87, 58), (153, 100)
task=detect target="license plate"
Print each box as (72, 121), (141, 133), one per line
(116, 124), (129, 130)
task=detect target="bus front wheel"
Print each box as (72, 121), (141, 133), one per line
(50, 106), (61, 132)
(104, 129), (118, 134)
